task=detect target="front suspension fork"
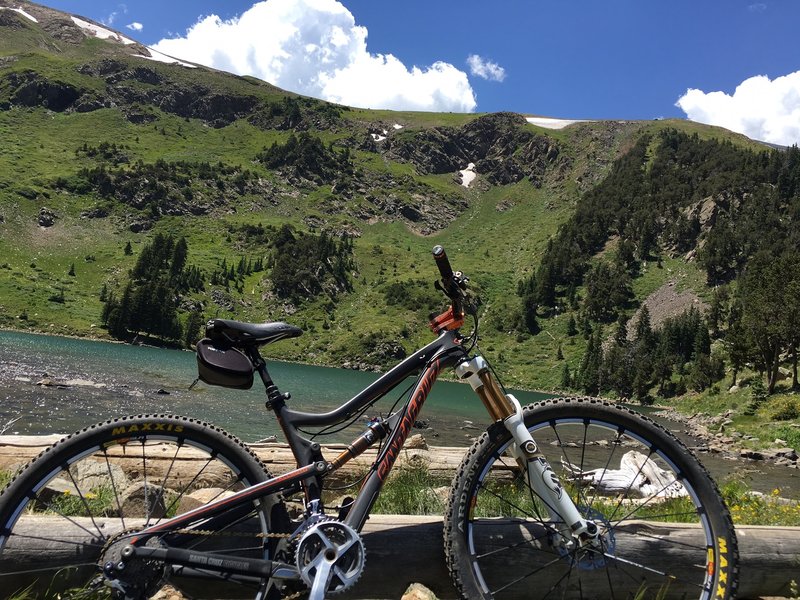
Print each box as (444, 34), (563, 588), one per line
(456, 357), (595, 541)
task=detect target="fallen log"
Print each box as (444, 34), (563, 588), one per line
(0, 435), (466, 486)
(0, 515), (797, 599)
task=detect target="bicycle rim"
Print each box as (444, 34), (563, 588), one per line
(446, 398), (737, 600)
(0, 415), (280, 599)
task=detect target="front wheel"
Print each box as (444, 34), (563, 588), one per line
(0, 414), (289, 599)
(445, 397), (738, 600)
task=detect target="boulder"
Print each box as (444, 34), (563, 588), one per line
(405, 434), (428, 450)
(70, 459), (128, 493)
(118, 481), (168, 519)
(402, 583), (439, 600)
(176, 487), (235, 514)
(37, 208), (57, 227)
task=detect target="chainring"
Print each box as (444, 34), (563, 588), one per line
(295, 519), (365, 596)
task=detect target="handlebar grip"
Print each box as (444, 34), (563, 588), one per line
(432, 245), (454, 282)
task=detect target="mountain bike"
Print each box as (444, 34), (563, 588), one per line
(0, 246), (738, 599)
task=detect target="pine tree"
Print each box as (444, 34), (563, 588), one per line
(566, 315), (578, 337)
(578, 329), (602, 395)
(560, 364), (572, 390)
(634, 305), (655, 351)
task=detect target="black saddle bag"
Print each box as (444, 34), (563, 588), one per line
(196, 338), (254, 390)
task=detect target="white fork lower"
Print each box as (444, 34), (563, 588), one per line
(503, 394), (593, 540)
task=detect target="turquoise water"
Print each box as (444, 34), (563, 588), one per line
(2, 330), (798, 495)
(0, 330), (551, 445)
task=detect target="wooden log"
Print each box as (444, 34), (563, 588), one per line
(1, 515), (797, 599)
(0, 435), (467, 486)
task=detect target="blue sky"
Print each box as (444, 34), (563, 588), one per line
(41, 0), (800, 144)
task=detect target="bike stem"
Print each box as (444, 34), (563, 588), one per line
(455, 357), (593, 540)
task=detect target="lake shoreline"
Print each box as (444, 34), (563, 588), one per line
(3, 328), (799, 481)
(0, 325), (561, 395)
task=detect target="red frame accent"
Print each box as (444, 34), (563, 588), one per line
(429, 306), (464, 334)
(375, 358), (442, 481)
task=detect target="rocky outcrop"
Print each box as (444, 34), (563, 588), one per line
(39, 15), (90, 44)
(109, 83), (260, 128)
(363, 189), (467, 235)
(389, 127), (466, 173)
(37, 207), (57, 227)
(0, 70), (82, 111)
(0, 8), (28, 28)
(386, 112), (568, 188)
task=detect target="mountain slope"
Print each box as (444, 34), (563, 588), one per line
(0, 0), (789, 396)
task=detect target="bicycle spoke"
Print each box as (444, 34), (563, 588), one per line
(0, 559), (99, 577)
(471, 524), (557, 561)
(141, 440), (150, 525)
(0, 416), (277, 598)
(612, 475), (690, 525)
(604, 447), (657, 524)
(614, 526), (707, 551)
(20, 495), (105, 542)
(489, 554), (566, 596)
(160, 456), (216, 517)
(152, 441), (182, 526)
(448, 399), (734, 599)
(550, 422), (591, 510)
(103, 449), (126, 531)
(63, 467), (104, 537)
(540, 565), (574, 599)
(601, 550), (618, 600)
(586, 431), (623, 513)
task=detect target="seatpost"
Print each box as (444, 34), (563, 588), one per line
(248, 348), (290, 410)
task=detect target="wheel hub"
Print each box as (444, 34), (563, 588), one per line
(100, 530), (166, 599)
(556, 509), (615, 570)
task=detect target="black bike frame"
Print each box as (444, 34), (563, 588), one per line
(128, 330), (469, 577)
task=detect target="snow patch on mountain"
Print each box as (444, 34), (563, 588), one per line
(525, 116), (592, 130)
(460, 163), (476, 188)
(0, 6), (37, 22)
(70, 16), (135, 45)
(137, 47), (197, 69)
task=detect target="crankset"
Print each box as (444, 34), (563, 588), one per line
(295, 519), (366, 599)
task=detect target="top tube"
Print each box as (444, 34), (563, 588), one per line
(278, 331), (466, 428)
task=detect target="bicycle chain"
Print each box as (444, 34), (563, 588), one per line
(102, 527), (310, 600)
(172, 527), (311, 600)
(172, 527), (292, 539)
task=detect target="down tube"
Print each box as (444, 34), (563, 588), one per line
(344, 357), (444, 531)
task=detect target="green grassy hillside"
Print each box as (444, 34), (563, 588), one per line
(1, 0), (796, 427)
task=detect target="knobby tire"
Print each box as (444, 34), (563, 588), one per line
(444, 397), (738, 600)
(0, 414), (288, 600)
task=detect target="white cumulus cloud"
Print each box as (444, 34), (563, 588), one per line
(151, 0), (476, 112)
(676, 71), (800, 146)
(126, 22), (143, 31)
(467, 54), (506, 82)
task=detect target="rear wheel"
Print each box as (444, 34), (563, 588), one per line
(0, 414), (289, 599)
(445, 398), (738, 599)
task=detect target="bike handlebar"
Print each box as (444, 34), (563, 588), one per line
(429, 245), (477, 333)
(432, 245), (454, 283)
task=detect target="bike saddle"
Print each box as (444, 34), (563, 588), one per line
(206, 318), (303, 346)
